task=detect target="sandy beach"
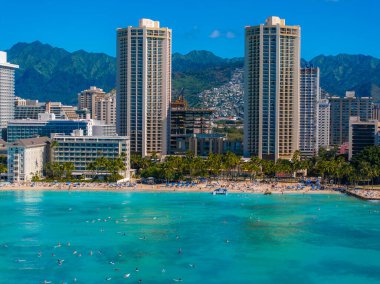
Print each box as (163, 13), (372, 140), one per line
(0, 180), (341, 195)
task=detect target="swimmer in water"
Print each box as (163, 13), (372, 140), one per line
(173, 278), (183, 282)
(178, 248), (182, 254)
(135, 268), (139, 272)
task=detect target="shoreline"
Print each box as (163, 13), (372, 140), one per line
(3, 184), (380, 200)
(0, 182), (340, 195)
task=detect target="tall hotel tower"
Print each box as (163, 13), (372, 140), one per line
(299, 67), (320, 157)
(244, 17), (300, 160)
(116, 19), (172, 157)
(0, 51), (19, 139)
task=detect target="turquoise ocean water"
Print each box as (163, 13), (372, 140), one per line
(0, 191), (379, 283)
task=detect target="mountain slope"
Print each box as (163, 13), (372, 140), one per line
(7, 41), (117, 105)
(308, 54), (380, 101)
(172, 50), (243, 106)
(6, 41), (380, 107)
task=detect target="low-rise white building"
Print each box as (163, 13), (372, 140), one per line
(7, 137), (51, 182)
(52, 130), (130, 181)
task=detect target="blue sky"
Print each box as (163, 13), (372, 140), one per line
(0, 0), (379, 59)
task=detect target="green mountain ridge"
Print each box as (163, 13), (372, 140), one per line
(308, 54), (380, 101)
(6, 41), (380, 105)
(7, 41), (117, 105)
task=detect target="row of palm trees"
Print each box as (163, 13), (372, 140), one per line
(132, 151), (305, 182)
(87, 155), (126, 182)
(37, 152), (127, 182)
(41, 162), (75, 181)
(132, 146), (380, 185)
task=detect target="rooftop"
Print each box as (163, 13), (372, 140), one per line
(265, 16), (286, 26)
(0, 51), (19, 69)
(9, 137), (51, 148)
(52, 134), (129, 141)
(139, 18), (160, 28)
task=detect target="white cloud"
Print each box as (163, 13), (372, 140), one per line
(209, 30), (221, 38)
(209, 30), (237, 39)
(226, 31), (236, 39)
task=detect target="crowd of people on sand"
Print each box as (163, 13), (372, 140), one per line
(159, 179), (338, 194)
(1, 179), (376, 197)
(0, 179), (336, 193)
(0, 181), (138, 191)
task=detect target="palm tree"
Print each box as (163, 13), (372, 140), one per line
(63, 162), (75, 179)
(193, 157), (207, 178)
(241, 156), (262, 180)
(276, 159), (292, 176)
(222, 152), (240, 180)
(0, 164), (7, 174)
(207, 153), (223, 177)
(334, 157), (349, 184)
(261, 160), (276, 178)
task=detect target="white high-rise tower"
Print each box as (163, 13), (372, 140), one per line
(116, 19), (172, 157)
(244, 16), (301, 160)
(299, 67), (320, 157)
(0, 51), (19, 139)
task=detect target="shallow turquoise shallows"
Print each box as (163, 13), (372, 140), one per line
(0, 191), (380, 284)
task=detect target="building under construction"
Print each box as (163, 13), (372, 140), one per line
(170, 97), (214, 154)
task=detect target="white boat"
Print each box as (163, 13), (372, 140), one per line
(212, 188), (228, 195)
